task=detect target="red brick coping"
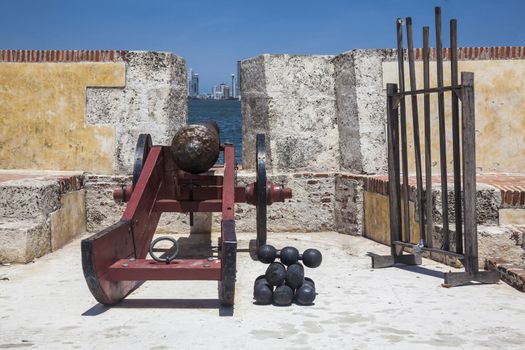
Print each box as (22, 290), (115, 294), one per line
(364, 174), (525, 208)
(486, 257), (525, 292)
(1, 47), (525, 63)
(414, 46), (525, 61)
(0, 50), (128, 62)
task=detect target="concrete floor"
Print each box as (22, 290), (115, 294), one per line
(1, 231), (524, 349)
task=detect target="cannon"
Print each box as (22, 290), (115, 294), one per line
(81, 122), (292, 306)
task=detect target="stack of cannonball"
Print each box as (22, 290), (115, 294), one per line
(253, 245), (322, 306)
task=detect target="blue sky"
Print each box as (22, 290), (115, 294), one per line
(1, 0), (524, 92)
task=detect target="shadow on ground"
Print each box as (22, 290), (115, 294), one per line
(82, 299), (233, 317)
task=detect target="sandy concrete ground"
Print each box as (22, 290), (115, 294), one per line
(1, 231), (524, 350)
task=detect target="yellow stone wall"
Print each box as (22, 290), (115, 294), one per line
(383, 60), (525, 174)
(364, 191), (420, 245)
(0, 62), (125, 173)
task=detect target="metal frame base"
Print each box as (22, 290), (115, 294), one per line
(370, 253), (422, 268)
(443, 270), (500, 287)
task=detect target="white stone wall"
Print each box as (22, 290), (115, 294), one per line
(86, 51), (188, 174)
(241, 55), (338, 173)
(334, 50), (395, 175)
(240, 51), (396, 236)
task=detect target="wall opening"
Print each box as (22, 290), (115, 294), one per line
(188, 98), (242, 164)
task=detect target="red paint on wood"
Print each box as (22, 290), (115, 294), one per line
(222, 145), (236, 220)
(107, 258), (222, 281)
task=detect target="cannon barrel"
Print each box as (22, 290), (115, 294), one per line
(171, 121), (221, 174)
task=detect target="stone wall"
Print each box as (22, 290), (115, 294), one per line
(86, 51), (187, 174)
(0, 50), (187, 175)
(333, 50), (394, 175)
(383, 50), (525, 174)
(240, 47), (525, 265)
(241, 55), (338, 173)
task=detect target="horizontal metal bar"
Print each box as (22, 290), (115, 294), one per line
(107, 258), (222, 281)
(391, 85), (462, 98)
(393, 241), (465, 259)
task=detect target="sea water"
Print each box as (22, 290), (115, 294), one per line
(188, 99), (242, 163)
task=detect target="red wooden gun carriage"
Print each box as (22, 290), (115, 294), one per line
(81, 122), (291, 306)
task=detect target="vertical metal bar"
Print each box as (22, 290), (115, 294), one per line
(396, 18), (411, 243)
(435, 6), (450, 250)
(406, 17), (425, 244)
(460, 72), (477, 273)
(387, 84), (402, 256)
(423, 26), (433, 248)
(393, 96), (402, 246)
(450, 19), (463, 254)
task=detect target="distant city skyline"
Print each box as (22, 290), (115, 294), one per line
(1, 1), (524, 91)
(187, 67), (240, 100)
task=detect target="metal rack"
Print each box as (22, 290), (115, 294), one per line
(370, 7), (499, 287)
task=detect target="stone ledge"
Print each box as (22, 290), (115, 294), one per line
(485, 257), (525, 292)
(0, 218), (50, 263)
(0, 173), (87, 263)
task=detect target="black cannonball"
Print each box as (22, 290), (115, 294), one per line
(273, 285), (294, 306)
(286, 263), (305, 289)
(265, 262), (286, 286)
(280, 246), (300, 266)
(302, 248), (322, 268)
(254, 275), (269, 288)
(303, 277), (315, 288)
(295, 282), (316, 305)
(257, 244), (277, 264)
(254, 281), (273, 305)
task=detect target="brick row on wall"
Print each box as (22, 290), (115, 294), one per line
(1, 47), (525, 63)
(492, 187), (525, 208)
(412, 46), (525, 61)
(0, 50), (128, 62)
(364, 174), (525, 208)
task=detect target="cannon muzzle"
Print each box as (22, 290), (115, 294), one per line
(171, 121), (220, 174)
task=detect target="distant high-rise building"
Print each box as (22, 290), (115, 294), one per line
(212, 85), (223, 100)
(189, 71), (199, 98)
(231, 74), (236, 99)
(218, 83), (229, 99)
(236, 60), (241, 99)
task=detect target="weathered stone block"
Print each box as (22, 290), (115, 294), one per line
(333, 50), (394, 175)
(50, 189), (86, 251)
(0, 219), (50, 263)
(0, 179), (60, 220)
(499, 209), (525, 225)
(335, 175), (364, 235)
(241, 55), (338, 173)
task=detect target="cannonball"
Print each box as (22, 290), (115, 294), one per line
(257, 244), (277, 264)
(285, 263), (305, 289)
(171, 122), (220, 174)
(295, 283), (316, 305)
(280, 246), (300, 266)
(265, 262), (286, 286)
(254, 275), (270, 288)
(273, 285), (294, 306)
(302, 248), (322, 268)
(254, 281), (273, 305)
(303, 277), (315, 288)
